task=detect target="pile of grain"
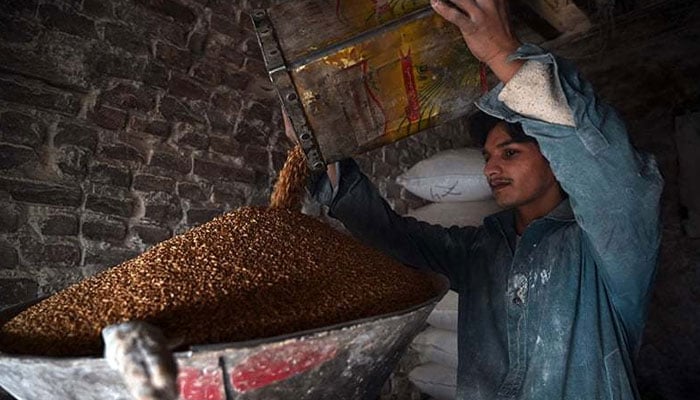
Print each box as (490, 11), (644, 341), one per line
(0, 146), (436, 357)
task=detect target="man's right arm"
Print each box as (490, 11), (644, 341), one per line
(309, 159), (479, 290)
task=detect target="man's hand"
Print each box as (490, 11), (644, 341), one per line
(431, 0), (524, 83)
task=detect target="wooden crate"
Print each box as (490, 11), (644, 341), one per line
(252, 0), (482, 170)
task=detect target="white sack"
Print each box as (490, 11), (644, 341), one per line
(396, 148), (491, 202)
(408, 363), (457, 400)
(426, 290), (459, 331)
(411, 326), (459, 369)
(407, 200), (501, 228)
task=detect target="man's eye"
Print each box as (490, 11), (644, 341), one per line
(504, 149), (518, 158)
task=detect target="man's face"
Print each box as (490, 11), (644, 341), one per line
(482, 123), (559, 209)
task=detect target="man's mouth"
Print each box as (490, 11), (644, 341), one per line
(489, 179), (511, 192)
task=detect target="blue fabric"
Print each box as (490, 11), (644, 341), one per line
(309, 45), (663, 400)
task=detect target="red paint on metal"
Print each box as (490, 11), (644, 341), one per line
(400, 49), (421, 123)
(178, 367), (224, 400)
(230, 340), (338, 392)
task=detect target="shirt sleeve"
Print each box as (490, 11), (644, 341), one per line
(308, 159), (480, 291)
(477, 44), (664, 339)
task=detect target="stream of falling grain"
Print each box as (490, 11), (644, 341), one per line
(270, 145), (309, 210)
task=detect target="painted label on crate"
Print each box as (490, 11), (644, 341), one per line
(178, 367), (224, 400)
(230, 339), (338, 392)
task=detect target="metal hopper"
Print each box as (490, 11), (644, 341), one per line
(0, 272), (448, 400)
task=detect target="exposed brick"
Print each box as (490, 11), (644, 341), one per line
(38, 4), (97, 39)
(104, 23), (150, 55)
(143, 192), (181, 223)
(101, 84), (155, 112)
(133, 174), (175, 193)
(234, 120), (269, 147)
(211, 90), (243, 114)
(56, 145), (89, 178)
(83, 215), (127, 243)
(0, 111), (44, 148)
(0, 78), (81, 115)
(149, 151), (191, 174)
(82, 0), (113, 18)
(245, 101), (274, 124)
(221, 70), (252, 92)
(0, 143), (38, 169)
(169, 75), (209, 101)
(0, 14), (41, 43)
(100, 143), (145, 164)
(40, 214), (79, 236)
(243, 145), (269, 172)
(88, 105), (128, 131)
(205, 33), (245, 67)
(187, 207), (223, 225)
(206, 109), (235, 131)
(192, 62), (222, 86)
(0, 202), (21, 233)
(135, 0), (196, 24)
(92, 53), (147, 81)
(84, 245), (139, 269)
(85, 193), (134, 217)
(271, 149), (288, 170)
(212, 182), (248, 205)
(0, 240), (19, 270)
(89, 162), (131, 187)
(211, 14), (244, 39)
(177, 182), (207, 201)
(133, 223), (172, 245)
(193, 159), (255, 183)
(0, 177), (82, 207)
(131, 117), (171, 138)
(188, 31), (208, 55)
(0, 278), (38, 307)
(55, 122), (98, 152)
(0, 0), (39, 14)
(209, 134), (240, 155)
(177, 129), (209, 150)
(143, 62), (170, 88)
(156, 41), (192, 71)
(206, 0), (235, 16)
(158, 21), (189, 48)
(160, 96), (204, 124)
(20, 237), (81, 268)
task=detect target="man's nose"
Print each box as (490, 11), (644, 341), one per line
(484, 158), (502, 178)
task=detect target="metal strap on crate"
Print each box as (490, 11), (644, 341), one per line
(251, 9), (327, 172)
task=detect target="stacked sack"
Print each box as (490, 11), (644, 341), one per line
(397, 148), (500, 399)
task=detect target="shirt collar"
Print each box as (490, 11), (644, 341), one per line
(485, 197), (575, 230)
(544, 198), (575, 222)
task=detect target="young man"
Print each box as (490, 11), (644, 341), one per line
(289, 0), (663, 398)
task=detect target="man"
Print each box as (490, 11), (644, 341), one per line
(287, 0), (663, 398)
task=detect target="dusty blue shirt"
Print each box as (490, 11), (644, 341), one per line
(310, 45), (663, 400)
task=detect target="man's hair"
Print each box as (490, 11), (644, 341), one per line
(468, 111), (537, 148)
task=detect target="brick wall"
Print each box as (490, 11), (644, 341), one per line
(0, 0), (471, 310)
(0, 0), (285, 306)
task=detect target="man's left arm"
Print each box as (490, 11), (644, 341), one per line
(478, 47), (664, 337)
